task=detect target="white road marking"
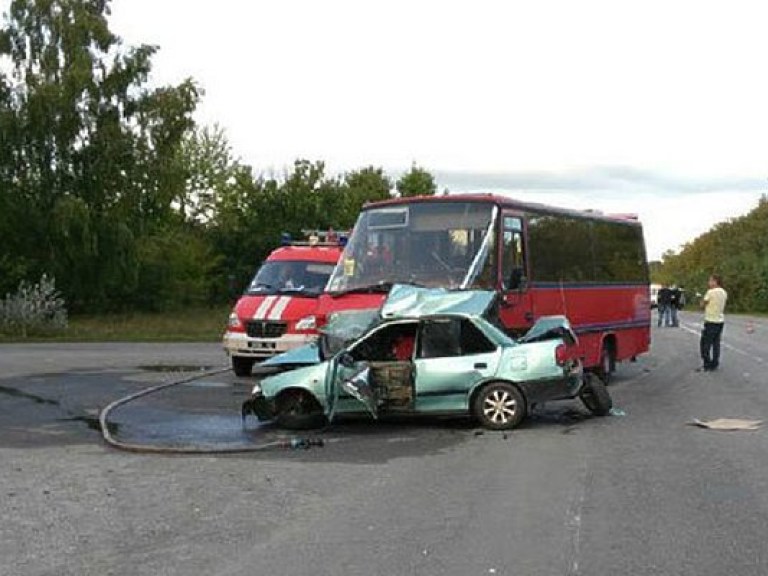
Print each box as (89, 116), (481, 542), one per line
(679, 322), (765, 364)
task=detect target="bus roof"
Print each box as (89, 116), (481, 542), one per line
(363, 193), (642, 225)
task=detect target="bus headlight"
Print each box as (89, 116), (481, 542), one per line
(295, 315), (317, 331)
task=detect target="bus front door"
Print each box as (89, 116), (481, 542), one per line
(498, 214), (534, 335)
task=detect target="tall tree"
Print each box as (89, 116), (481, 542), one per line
(0, 0), (200, 310)
(396, 163), (437, 197)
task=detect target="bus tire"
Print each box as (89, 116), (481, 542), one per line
(598, 346), (614, 384)
(580, 374), (612, 416)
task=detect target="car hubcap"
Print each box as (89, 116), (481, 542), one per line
(483, 389), (517, 424)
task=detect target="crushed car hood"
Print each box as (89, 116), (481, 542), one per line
(380, 284), (496, 319)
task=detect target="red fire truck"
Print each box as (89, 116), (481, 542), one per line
(314, 194), (650, 380)
(223, 232), (344, 376)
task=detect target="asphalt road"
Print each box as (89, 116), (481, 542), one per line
(1, 312), (768, 576)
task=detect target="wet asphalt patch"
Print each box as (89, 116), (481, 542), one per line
(0, 367), (603, 457)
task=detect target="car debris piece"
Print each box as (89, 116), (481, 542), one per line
(688, 418), (762, 431)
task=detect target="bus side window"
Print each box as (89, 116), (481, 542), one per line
(502, 216), (526, 290)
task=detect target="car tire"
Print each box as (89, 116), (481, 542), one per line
(232, 357), (255, 377)
(473, 382), (526, 431)
(579, 374), (612, 416)
(275, 390), (326, 430)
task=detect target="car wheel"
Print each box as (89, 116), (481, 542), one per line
(597, 346), (614, 384)
(473, 382), (526, 430)
(232, 357), (255, 377)
(579, 374), (613, 416)
(275, 390), (326, 430)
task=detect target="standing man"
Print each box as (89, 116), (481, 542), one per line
(657, 284), (672, 327)
(698, 274), (727, 372)
(669, 285), (682, 327)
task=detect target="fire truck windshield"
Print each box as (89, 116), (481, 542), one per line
(246, 261), (335, 296)
(327, 201), (498, 294)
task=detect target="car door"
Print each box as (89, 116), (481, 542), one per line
(326, 355), (378, 420)
(413, 317), (500, 412)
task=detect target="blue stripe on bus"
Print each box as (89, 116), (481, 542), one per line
(530, 282), (649, 290)
(571, 319), (649, 334)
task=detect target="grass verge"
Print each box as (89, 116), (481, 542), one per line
(0, 306), (230, 343)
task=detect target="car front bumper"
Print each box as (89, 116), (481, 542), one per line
(241, 393), (275, 422)
(223, 331), (316, 359)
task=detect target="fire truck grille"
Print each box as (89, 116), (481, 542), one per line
(245, 320), (288, 339)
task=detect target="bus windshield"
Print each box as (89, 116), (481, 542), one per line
(327, 201), (498, 294)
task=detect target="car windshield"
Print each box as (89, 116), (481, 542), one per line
(245, 260), (335, 296)
(327, 201), (497, 294)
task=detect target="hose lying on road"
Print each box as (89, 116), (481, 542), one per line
(99, 366), (309, 454)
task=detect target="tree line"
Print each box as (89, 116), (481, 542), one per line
(0, 0), (437, 313)
(653, 195), (768, 313)
(6, 1), (764, 317)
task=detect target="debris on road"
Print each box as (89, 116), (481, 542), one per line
(278, 437), (325, 450)
(688, 418), (762, 431)
(609, 407), (626, 417)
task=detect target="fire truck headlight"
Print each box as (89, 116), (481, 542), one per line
(295, 315), (317, 331)
(227, 312), (242, 329)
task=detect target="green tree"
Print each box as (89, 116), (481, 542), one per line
(657, 195), (768, 313)
(0, 0), (201, 311)
(396, 163), (437, 197)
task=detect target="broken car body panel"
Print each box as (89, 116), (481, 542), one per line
(243, 286), (586, 429)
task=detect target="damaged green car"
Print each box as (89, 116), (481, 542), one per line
(242, 285), (611, 430)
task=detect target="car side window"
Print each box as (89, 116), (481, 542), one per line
(460, 319), (496, 355)
(350, 322), (418, 362)
(418, 319), (462, 359)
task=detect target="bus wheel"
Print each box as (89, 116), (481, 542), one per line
(598, 346), (614, 384)
(473, 382), (526, 430)
(580, 374), (612, 416)
(232, 357), (255, 377)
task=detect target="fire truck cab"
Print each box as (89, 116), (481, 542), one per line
(223, 231), (344, 376)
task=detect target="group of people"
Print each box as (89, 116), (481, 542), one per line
(657, 276), (728, 372)
(656, 276), (728, 372)
(656, 284), (685, 327)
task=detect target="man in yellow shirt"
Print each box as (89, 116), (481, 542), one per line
(697, 274), (727, 372)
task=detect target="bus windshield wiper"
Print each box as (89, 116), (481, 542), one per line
(329, 280), (426, 298)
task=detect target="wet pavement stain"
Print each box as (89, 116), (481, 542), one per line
(57, 415), (119, 435)
(137, 365), (214, 373)
(0, 385), (59, 405)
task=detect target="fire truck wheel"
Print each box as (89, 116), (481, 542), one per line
(231, 357), (255, 377)
(579, 373), (612, 416)
(275, 390), (326, 430)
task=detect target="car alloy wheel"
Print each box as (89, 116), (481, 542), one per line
(474, 382), (526, 430)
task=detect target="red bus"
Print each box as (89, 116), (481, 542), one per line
(314, 194), (650, 380)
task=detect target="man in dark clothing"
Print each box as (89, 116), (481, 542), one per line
(657, 285), (672, 327)
(669, 285), (682, 327)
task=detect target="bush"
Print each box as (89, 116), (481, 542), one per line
(0, 275), (68, 337)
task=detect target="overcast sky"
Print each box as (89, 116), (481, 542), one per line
(4, 0), (767, 259)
